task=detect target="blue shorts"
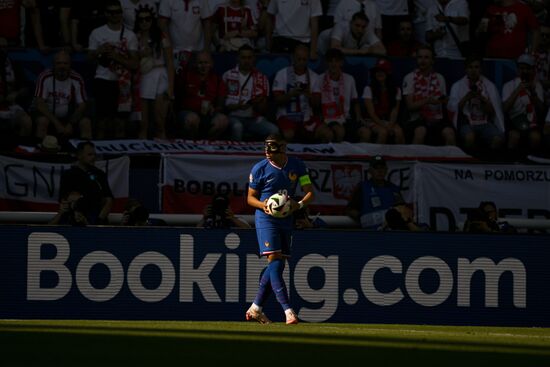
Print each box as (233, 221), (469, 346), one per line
(256, 227), (292, 257)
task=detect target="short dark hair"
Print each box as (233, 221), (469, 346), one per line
(479, 201), (496, 211)
(464, 53), (482, 67)
(76, 141), (95, 154)
(293, 43), (309, 55)
(238, 44), (255, 54)
(104, 0), (122, 10)
(265, 133), (286, 144)
(351, 11), (369, 23)
(416, 44), (434, 58)
(398, 17), (413, 26)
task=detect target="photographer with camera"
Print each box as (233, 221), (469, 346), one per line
(120, 198), (151, 226)
(383, 201), (430, 231)
(197, 194), (250, 229)
(50, 191), (89, 226)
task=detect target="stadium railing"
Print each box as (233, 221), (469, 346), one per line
(0, 211), (548, 231)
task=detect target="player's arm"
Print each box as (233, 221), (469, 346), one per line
(289, 174), (315, 212)
(247, 186), (270, 214)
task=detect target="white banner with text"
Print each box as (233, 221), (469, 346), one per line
(161, 154), (415, 214)
(413, 163), (550, 231)
(0, 155), (130, 212)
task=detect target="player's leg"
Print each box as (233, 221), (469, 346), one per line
(245, 228), (277, 324)
(268, 229), (298, 324)
(246, 265), (272, 324)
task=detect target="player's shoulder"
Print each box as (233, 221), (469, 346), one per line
(287, 156), (307, 168)
(251, 158), (269, 173)
(287, 155), (303, 164)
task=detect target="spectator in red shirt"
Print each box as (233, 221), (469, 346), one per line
(0, 0), (46, 49)
(478, 0), (539, 59)
(207, 0), (258, 52)
(176, 51), (229, 140)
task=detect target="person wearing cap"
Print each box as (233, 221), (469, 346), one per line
(447, 54), (505, 158)
(246, 133), (315, 325)
(33, 50), (92, 145)
(346, 155), (402, 230)
(196, 193), (250, 229)
(362, 58), (406, 144)
(502, 53), (545, 158)
(38, 135), (62, 154)
(330, 11), (386, 56)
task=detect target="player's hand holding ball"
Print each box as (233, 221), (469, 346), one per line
(265, 192), (292, 218)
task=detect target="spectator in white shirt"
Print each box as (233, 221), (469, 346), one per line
(34, 50), (92, 142)
(272, 44), (322, 142)
(330, 11), (386, 56)
(333, 0), (382, 39)
(502, 54), (545, 158)
(266, 0), (323, 60)
(425, 0), (469, 59)
(88, 0), (139, 139)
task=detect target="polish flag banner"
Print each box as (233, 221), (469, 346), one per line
(0, 155), (130, 212)
(161, 154), (415, 214)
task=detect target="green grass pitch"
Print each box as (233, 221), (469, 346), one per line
(1, 320), (550, 366)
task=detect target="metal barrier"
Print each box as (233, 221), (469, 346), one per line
(0, 211), (548, 230)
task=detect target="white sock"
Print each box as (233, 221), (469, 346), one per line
(251, 303), (262, 312)
(284, 308), (295, 317)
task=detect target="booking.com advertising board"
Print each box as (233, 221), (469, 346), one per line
(0, 226), (548, 327)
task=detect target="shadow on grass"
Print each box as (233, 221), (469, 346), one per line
(0, 322), (549, 354)
(1, 325), (550, 367)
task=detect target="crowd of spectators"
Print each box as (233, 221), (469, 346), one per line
(2, 0), (550, 162)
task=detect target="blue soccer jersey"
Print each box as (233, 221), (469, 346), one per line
(249, 156), (310, 229)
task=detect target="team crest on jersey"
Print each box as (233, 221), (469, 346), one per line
(288, 172), (298, 182)
(264, 241), (270, 248)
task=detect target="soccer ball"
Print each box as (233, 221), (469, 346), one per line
(266, 192), (291, 218)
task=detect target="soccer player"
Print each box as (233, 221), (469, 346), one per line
(246, 134), (315, 325)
